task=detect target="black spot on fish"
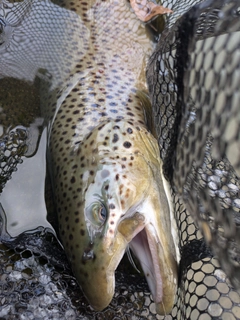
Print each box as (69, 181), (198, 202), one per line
(86, 132), (93, 139)
(112, 133), (119, 143)
(127, 127), (133, 134)
(109, 203), (115, 209)
(80, 229), (85, 236)
(98, 123), (105, 130)
(91, 103), (100, 108)
(123, 141), (131, 148)
(69, 234), (73, 240)
(99, 112), (107, 116)
(70, 177), (76, 184)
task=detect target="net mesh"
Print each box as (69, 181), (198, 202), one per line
(0, 0), (240, 319)
(147, 0), (240, 291)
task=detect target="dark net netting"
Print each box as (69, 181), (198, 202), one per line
(0, 126), (27, 193)
(147, 0), (240, 293)
(0, 0), (240, 319)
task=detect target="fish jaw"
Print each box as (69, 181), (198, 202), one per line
(129, 207), (178, 315)
(118, 181), (178, 315)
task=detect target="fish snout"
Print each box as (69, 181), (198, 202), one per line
(72, 233), (127, 311)
(82, 214), (146, 310)
(78, 265), (115, 311)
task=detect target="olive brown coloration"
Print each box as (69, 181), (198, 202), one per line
(47, 0), (178, 314)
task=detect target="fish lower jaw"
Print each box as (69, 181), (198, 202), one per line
(129, 226), (163, 300)
(129, 224), (177, 315)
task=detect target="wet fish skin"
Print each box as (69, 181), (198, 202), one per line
(46, 0), (178, 314)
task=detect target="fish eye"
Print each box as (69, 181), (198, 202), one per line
(98, 205), (107, 221)
(86, 201), (107, 227)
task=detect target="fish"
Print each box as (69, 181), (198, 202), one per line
(47, 0), (178, 314)
(0, 0), (178, 315)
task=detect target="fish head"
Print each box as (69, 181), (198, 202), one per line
(57, 121), (178, 314)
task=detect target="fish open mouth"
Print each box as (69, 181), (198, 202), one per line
(128, 222), (177, 314)
(130, 225), (163, 302)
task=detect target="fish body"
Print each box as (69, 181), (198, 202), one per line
(46, 0), (177, 314)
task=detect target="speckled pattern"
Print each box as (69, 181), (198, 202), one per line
(46, 0), (177, 315)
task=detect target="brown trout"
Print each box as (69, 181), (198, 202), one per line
(47, 0), (178, 314)
(0, 0), (178, 315)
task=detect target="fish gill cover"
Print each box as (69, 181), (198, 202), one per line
(0, 0), (240, 319)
